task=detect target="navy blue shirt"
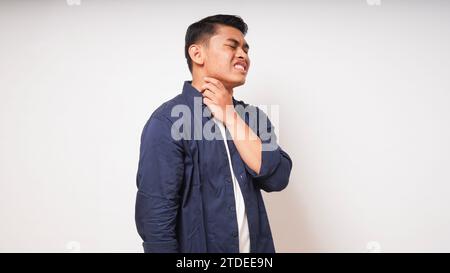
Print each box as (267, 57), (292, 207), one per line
(135, 81), (293, 253)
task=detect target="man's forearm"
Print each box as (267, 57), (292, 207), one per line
(225, 111), (262, 175)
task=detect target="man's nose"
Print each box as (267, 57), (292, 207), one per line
(236, 47), (248, 60)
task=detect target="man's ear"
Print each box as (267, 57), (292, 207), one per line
(189, 44), (205, 67)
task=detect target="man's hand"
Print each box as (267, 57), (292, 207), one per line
(200, 77), (236, 125)
(200, 76), (262, 174)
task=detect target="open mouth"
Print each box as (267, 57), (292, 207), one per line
(234, 62), (247, 73)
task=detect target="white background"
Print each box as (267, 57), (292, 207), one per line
(1, 0), (450, 252)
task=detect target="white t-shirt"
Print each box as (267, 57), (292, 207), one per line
(213, 117), (251, 253)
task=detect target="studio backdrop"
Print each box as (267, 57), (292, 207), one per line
(1, 0), (450, 252)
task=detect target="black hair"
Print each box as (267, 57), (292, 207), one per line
(184, 14), (248, 73)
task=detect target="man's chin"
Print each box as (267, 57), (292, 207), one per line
(224, 77), (246, 89)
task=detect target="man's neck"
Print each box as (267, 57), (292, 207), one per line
(190, 78), (204, 93)
(191, 76), (234, 96)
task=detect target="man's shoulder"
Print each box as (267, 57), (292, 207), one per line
(139, 94), (187, 146)
(138, 93), (188, 142)
(233, 97), (261, 116)
(233, 97), (249, 108)
(147, 93), (186, 125)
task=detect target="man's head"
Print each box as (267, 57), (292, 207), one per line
(185, 15), (250, 89)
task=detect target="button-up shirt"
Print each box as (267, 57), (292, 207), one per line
(135, 81), (293, 253)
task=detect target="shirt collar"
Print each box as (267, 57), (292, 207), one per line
(181, 80), (238, 108)
(182, 80), (203, 100)
(181, 81), (212, 123)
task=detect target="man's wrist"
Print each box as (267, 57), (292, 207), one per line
(224, 109), (238, 128)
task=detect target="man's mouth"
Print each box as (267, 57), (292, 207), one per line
(233, 62), (247, 73)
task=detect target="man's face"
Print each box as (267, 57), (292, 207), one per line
(202, 25), (250, 89)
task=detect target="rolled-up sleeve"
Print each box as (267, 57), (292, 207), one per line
(245, 108), (293, 192)
(135, 115), (184, 253)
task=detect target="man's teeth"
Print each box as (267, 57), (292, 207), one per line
(234, 64), (245, 71)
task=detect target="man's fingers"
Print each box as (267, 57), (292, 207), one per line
(201, 83), (218, 94)
(202, 89), (215, 99)
(202, 90), (217, 104)
(203, 97), (214, 106)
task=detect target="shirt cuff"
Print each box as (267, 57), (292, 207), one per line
(245, 146), (282, 179)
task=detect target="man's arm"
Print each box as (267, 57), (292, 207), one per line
(224, 110), (262, 174)
(201, 77), (292, 192)
(239, 107), (292, 192)
(135, 116), (184, 253)
(201, 77), (262, 174)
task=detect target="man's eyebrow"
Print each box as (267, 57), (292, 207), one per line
(226, 38), (250, 50)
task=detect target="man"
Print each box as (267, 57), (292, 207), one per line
(135, 14), (292, 253)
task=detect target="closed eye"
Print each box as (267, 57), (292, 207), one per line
(226, 44), (248, 54)
(225, 38), (250, 53)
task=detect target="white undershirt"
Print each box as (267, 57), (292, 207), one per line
(213, 117), (250, 253)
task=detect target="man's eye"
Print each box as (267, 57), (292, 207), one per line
(227, 45), (237, 49)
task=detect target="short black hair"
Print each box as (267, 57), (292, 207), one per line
(184, 14), (248, 73)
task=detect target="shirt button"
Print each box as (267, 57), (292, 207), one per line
(232, 231), (238, 237)
(226, 177), (232, 183)
(229, 206), (235, 212)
